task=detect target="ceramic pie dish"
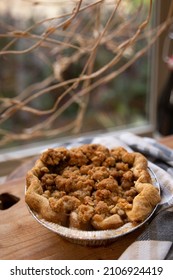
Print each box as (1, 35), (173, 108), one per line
(25, 144), (161, 246)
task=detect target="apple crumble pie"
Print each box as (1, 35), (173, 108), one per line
(25, 144), (160, 231)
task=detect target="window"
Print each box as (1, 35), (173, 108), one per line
(0, 0), (172, 167)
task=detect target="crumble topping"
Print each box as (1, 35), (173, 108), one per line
(25, 144), (160, 231)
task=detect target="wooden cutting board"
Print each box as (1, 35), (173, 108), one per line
(0, 175), (145, 260)
(1, 135), (173, 260)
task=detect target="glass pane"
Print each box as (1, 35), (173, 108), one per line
(0, 0), (153, 148)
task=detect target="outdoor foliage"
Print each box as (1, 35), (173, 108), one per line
(0, 0), (173, 147)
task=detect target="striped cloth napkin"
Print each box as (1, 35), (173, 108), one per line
(56, 131), (173, 260)
(118, 132), (173, 260)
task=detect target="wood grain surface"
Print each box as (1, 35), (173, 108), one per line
(0, 177), (146, 260)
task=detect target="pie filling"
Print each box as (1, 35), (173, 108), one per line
(25, 144), (160, 231)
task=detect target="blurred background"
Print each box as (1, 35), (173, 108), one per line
(0, 0), (173, 177)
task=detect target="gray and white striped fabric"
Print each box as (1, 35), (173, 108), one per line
(57, 132), (173, 259)
(117, 132), (173, 260)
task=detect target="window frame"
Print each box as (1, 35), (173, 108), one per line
(150, 0), (173, 133)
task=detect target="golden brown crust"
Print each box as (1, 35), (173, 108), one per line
(25, 144), (160, 231)
(126, 183), (160, 222)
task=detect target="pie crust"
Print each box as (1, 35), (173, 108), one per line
(25, 144), (160, 231)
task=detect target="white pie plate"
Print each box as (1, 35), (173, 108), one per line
(25, 167), (160, 246)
